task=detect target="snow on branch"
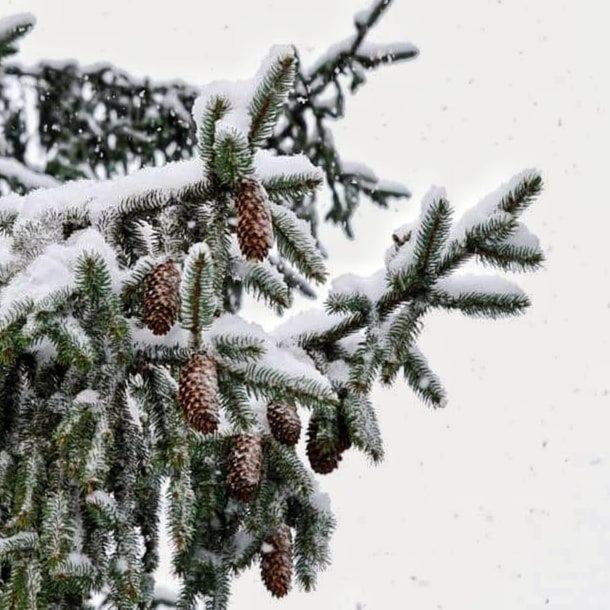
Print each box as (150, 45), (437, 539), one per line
(0, 159), (205, 228)
(0, 227), (121, 317)
(192, 45), (295, 142)
(0, 158), (60, 191)
(276, 169), (544, 408)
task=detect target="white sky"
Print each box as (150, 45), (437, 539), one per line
(5, 0), (610, 608)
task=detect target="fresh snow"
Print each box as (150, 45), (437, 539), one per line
(0, 158), (60, 190)
(0, 159), (204, 228)
(326, 359), (350, 385)
(153, 585), (179, 605)
(208, 313), (268, 344)
(375, 178), (411, 197)
(129, 319), (191, 349)
(505, 222), (541, 249)
(449, 169), (539, 244)
(330, 269), (387, 302)
(340, 160), (378, 182)
(0, 228), (121, 314)
(337, 331), (364, 356)
(209, 313), (331, 390)
(67, 551), (92, 567)
(434, 273), (525, 298)
(192, 45), (295, 139)
(273, 308), (349, 343)
(254, 149), (323, 182)
(74, 389), (100, 404)
(261, 342), (331, 389)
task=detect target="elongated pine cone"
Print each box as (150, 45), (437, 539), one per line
(235, 178), (273, 261)
(267, 403), (301, 446)
(178, 354), (219, 434)
(306, 413), (351, 475)
(227, 434), (262, 502)
(142, 260), (181, 335)
(260, 525), (293, 598)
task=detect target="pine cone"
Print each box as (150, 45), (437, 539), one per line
(178, 354), (219, 434)
(306, 413), (351, 475)
(227, 434), (262, 502)
(142, 260), (181, 335)
(235, 178), (273, 261)
(260, 525), (293, 598)
(267, 403), (301, 446)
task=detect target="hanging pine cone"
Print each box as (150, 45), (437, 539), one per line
(306, 413), (351, 475)
(178, 354), (219, 434)
(235, 177), (274, 261)
(142, 259), (181, 335)
(267, 403), (301, 446)
(260, 525), (293, 598)
(227, 434), (263, 502)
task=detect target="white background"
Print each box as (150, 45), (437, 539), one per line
(5, 0), (610, 608)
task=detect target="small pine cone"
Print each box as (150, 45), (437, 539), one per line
(142, 260), (181, 335)
(178, 354), (219, 434)
(235, 178), (273, 261)
(227, 434), (262, 502)
(306, 414), (350, 475)
(260, 525), (293, 598)
(267, 403), (301, 446)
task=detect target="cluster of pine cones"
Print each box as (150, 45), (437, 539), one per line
(139, 177), (348, 597)
(141, 178), (273, 334)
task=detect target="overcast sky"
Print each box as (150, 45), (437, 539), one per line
(5, 0), (610, 608)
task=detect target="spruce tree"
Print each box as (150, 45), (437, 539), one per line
(0, 6), (545, 610)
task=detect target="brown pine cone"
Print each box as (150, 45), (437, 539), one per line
(306, 413), (351, 475)
(260, 525), (293, 598)
(267, 403), (301, 446)
(227, 434), (262, 502)
(142, 260), (181, 335)
(178, 354), (219, 434)
(235, 178), (274, 261)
